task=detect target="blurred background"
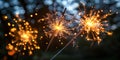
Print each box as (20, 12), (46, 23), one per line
(0, 0), (120, 60)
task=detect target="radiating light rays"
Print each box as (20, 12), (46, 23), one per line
(6, 15), (40, 55)
(50, 7), (113, 60)
(44, 12), (70, 51)
(48, 18), (69, 37)
(79, 9), (111, 44)
(2, 2), (115, 59)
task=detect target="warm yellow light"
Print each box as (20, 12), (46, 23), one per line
(35, 13), (38, 16)
(86, 20), (95, 27)
(54, 25), (63, 31)
(8, 23), (11, 26)
(44, 13), (70, 51)
(6, 17), (40, 55)
(107, 32), (112, 36)
(4, 16), (8, 20)
(10, 28), (16, 32)
(6, 44), (14, 50)
(30, 15), (33, 17)
(21, 33), (30, 42)
(79, 9), (111, 44)
(50, 20), (69, 37)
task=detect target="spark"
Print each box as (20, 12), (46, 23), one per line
(44, 11), (70, 51)
(50, 31), (81, 60)
(48, 19), (69, 37)
(30, 14), (33, 17)
(6, 15), (40, 55)
(79, 9), (111, 44)
(50, 7), (112, 60)
(35, 13), (38, 16)
(3, 15), (8, 20)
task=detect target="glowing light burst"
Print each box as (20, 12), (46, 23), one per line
(47, 18), (69, 37)
(6, 16), (40, 55)
(50, 8), (113, 60)
(79, 9), (111, 44)
(44, 12), (70, 51)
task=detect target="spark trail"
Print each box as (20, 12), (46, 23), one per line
(50, 6), (112, 60)
(44, 12), (70, 51)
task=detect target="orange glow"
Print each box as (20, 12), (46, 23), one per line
(51, 20), (69, 37)
(6, 16), (40, 55)
(44, 13), (70, 38)
(8, 50), (16, 56)
(79, 10), (111, 44)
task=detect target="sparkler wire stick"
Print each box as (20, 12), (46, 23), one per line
(50, 31), (82, 60)
(45, 35), (55, 52)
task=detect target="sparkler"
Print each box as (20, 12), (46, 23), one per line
(50, 6), (112, 60)
(6, 15), (40, 55)
(79, 9), (111, 44)
(44, 10), (70, 51)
